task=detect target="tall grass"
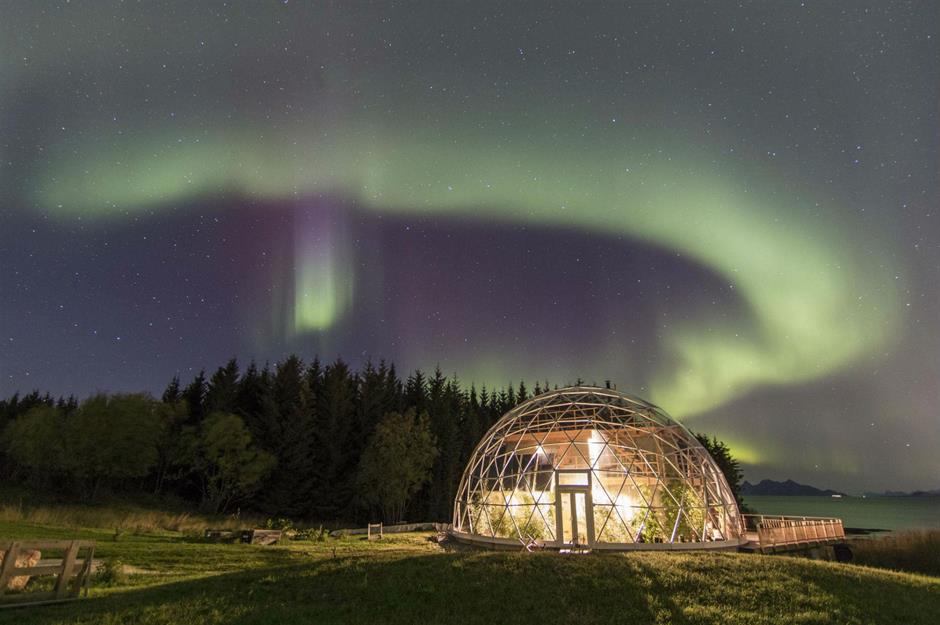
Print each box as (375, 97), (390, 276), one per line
(852, 529), (940, 577)
(0, 501), (255, 534)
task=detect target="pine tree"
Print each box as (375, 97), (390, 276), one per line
(496, 388), (510, 417)
(235, 362), (268, 440)
(463, 385), (482, 459)
(414, 368), (469, 520)
(0, 392), (19, 421)
(162, 375), (181, 404)
(404, 370), (427, 414)
(312, 359), (357, 519)
(506, 383), (516, 409)
(356, 360), (386, 446)
(305, 357), (323, 405)
(182, 371), (207, 424)
(152, 394), (189, 496)
(261, 355), (315, 516)
(440, 376), (466, 517)
(205, 358), (240, 414)
(384, 362), (404, 411)
(353, 359), (403, 504)
(695, 433), (748, 512)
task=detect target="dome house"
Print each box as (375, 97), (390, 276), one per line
(451, 386), (745, 550)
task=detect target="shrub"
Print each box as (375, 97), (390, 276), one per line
(96, 558), (127, 586)
(265, 517), (294, 531)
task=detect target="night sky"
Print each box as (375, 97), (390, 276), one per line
(1, 2), (937, 492)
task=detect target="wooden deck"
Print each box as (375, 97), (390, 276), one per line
(740, 515), (845, 553)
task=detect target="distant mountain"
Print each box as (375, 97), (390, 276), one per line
(862, 488), (940, 497)
(741, 479), (848, 497)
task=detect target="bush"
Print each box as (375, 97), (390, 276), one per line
(96, 558), (127, 586)
(265, 517), (294, 531)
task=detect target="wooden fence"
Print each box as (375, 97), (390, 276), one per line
(0, 540), (96, 608)
(743, 515), (844, 552)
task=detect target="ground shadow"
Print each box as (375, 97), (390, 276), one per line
(6, 551), (939, 625)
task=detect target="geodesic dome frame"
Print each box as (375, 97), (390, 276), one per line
(452, 386), (745, 550)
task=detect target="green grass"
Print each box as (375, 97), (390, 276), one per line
(1, 518), (938, 625)
(0, 498), (259, 535)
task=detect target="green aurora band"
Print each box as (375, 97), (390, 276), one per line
(30, 118), (902, 420)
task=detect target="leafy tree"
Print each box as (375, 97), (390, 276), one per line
(66, 394), (165, 497)
(182, 412), (275, 513)
(356, 408), (438, 523)
(3, 404), (68, 482)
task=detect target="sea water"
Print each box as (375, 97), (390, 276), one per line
(742, 496), (940, 531)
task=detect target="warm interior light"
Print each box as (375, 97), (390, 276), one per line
(588, 429), (605, 467)
(615, 492), (636, 523)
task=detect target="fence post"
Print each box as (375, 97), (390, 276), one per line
(0, 543), (20, 597)
(54, 541), (78, 599)
(80, 544), (95, 597)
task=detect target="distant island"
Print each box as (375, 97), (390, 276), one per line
(742, 479), (940, 498)
(741, 479), (848, 497)
(862, 488), (940, 498)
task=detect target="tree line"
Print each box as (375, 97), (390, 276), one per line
(0, 356), (745, 523)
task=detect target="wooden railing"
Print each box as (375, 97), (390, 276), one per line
(0, 540), (96, 608)
(743, 515), (844, 552)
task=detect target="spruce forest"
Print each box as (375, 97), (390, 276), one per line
(0, 356), (744, 524)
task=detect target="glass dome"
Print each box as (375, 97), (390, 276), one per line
(452, 386), (744, 550)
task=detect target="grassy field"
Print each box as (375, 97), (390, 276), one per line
(0, 496), (264, 534)
(1, 517), (938, 625)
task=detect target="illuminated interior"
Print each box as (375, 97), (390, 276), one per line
(452, 386), (744, 549)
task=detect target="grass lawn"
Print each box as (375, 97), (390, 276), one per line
(1, 519), (938, 625)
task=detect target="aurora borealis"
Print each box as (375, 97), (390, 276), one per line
(1, 2), (937, 491)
